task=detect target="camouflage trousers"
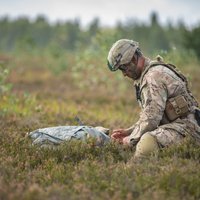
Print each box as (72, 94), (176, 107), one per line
(146, 116), (200, 147)
(147, 126), (184, 147)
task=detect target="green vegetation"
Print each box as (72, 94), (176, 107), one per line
(0, 12), (200, 200)
(1, 12), (200, 58)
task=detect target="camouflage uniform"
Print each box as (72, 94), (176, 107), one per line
(107, 39), (200, 157)
(129, 59), (200, 147)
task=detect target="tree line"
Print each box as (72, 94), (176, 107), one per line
(0, 12), (200, 58)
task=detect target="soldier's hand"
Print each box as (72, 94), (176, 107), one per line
(122, 136), (132, 146)
(111, 129), (130, 143)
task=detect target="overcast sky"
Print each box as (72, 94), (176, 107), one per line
(0, 0), (200, 27)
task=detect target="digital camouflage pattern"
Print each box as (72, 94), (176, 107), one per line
(129, 59), (200, 147)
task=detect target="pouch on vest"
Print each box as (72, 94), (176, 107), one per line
(165, 95), (190, 121)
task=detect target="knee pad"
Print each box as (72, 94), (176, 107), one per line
(134, 133), (159, 159)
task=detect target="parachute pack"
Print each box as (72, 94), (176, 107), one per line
(28, 126), (110, 147)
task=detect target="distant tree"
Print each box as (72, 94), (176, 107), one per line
(31, 15), (52, 47)
(165, 20), (186, 49)
(150, 12), (159, 27)
(148, 12), (170, 51)
(184, 25), (200, 58)
(88, 18), (100, 37)
(63, 19), (81, 50)
(0, 16), (10, 50)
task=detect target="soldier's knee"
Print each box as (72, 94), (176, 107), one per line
(134, 133), (159, 159)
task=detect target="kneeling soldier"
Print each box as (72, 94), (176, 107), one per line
(107, 39), (200, 159)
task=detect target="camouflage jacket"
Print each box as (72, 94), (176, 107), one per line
(129, 59), (200, 142)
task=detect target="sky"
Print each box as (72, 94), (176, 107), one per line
(0, 0), (200, 27)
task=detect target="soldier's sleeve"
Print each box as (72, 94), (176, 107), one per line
(130, 70), (168, 141)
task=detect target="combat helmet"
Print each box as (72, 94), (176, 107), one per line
(107, 39), (139, 71)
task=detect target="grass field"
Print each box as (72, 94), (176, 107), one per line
(0, 49), (200, 200)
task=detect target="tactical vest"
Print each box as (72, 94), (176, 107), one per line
(135, 61), (199, 121)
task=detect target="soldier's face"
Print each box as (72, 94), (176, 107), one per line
(119, 57), (140, 80)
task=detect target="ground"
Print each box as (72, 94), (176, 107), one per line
(0, 52), (200, 200)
